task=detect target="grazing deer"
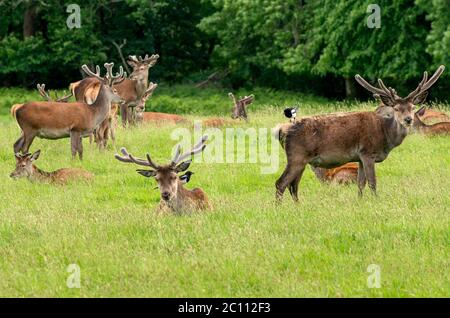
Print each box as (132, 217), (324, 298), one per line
(416, 107), (450, 123)
(229, 93), (255, 120)
(311, 163), (358, 185)
(13, 63), (125, 159)
(10, 150), (93, 185)
(413, 106), (450, 135)
(274, 65), (445, 202)
(115, 136), (211, 213)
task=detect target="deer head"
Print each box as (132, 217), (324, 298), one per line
(127, 54), (159, 83)
(229, 92), (255, 120)
(10, 150), (41, 179)
(81, 63), (126, 104)
(135, 82), (158, 122)
(115, 136), (208, 203)
(355, 65), (445, 128)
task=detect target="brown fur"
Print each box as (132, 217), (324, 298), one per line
(413, 108), (450, 135)
(10, 151), (93, 185)
(141, 112), (187, 125)
(311, 162), (358, 184)
(418, 108), (450, 123)
(13, 63), (124, 159)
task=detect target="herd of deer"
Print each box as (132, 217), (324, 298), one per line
(7, 55), (449, 213)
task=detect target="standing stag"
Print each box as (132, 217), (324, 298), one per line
(413, 106), (450, 135)
(274, 65), (445, 202)
(115, 136), (211, 213)
(12, 63), (125, 159)
(119, 54), (159, 126)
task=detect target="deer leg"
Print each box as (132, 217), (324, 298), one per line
(357, 162), (366, 196)
(13, 133), (25, 153)
(361, 157), (376, 195)
(21, 133), (36, 153)
(120, 103), (128, 127)
(70, 131), (80, 159)
(276, 162), (306, 202)
(77, 136), (83, 160)
(110, 121), (116, 147)
(288, 166), (306, 202)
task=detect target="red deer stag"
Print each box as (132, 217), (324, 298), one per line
(229, 93), (255, 121)
(413, 106), (450, 135)
(10, 150), (93, 185)
(274, 65), (445, 202)
(120, 54), (159, 126)
(115, 136), (211, 213)
(13, 63), (125, 159)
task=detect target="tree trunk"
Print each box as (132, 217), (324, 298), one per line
(345, 77), (357, 98)
(23, 4), (37, 38)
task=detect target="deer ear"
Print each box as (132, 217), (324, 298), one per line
(175, 160), (191, 172)
(30, 150), (41, 161)
(412, 91), (428, 105)
(416, 106), (426, 117)
(379, 95), (396, 107)
(136, 169), (156, 178)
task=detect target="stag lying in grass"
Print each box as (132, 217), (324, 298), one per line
(311, 163), (358, 185)
(115, 136), (211, 213)
(10, 150), (93, 185)
(13, 63), (125, 159)
(413, 106), (450, 135)
(229, 92), (254, 121)
(274, 65), (445, 202)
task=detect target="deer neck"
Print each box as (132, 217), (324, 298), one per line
(382, 116), (409, 150)
(28, 165), (54, 182)
(90, 84), (112, 128)
(412, 115), (427, 132)
(165, 182), (192, 212)
(135, 79), (148, 98)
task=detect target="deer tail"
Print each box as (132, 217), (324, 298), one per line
(10, 104), (23, 120)
(272, 123), (292, 149)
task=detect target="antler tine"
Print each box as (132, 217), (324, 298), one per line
(172, 135), (209, 165)
(406, 65), (445, 100)
(114, 147), (159, 169)
(37, 84), (52, 101)
(170, 145), (182, 165)
(143, 82), (158, 100)
(104, 62), (124, 85)
(82, 64), (103, 81)
(377, 79), (397, 100)
(420, 65), (445, 92)
(355, 74), (387, 96)
(56, 90), (73, 102)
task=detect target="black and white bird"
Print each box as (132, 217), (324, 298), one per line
(179, 171), (194, 184)
(284, 107), (297, 122)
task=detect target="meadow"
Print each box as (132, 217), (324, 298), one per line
(0, 86), (449, 297)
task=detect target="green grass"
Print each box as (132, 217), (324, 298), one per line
(0, 86), (449, 297)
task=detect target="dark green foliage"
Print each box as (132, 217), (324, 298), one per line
(0, 0), (448, 100)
